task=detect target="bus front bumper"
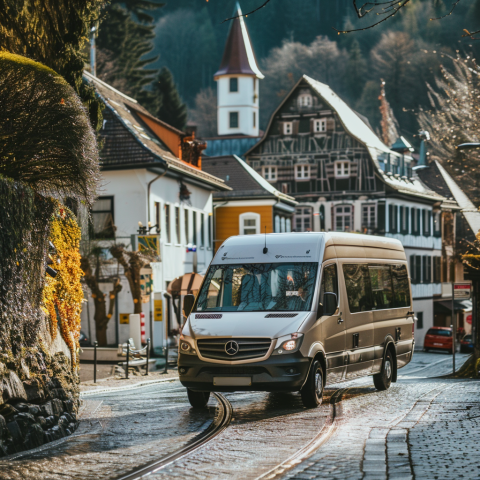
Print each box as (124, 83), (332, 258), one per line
(178, 352), (311, 393)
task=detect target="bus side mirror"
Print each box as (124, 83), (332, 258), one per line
(183, 294), (195, 317)
(323, 292), (338, 316)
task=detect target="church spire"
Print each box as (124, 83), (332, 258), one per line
(214, 2), (264, 79)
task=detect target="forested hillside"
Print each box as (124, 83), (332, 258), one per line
(100, 0), (480, 141)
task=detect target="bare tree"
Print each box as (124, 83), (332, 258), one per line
(419, 55), (480, 206)
(81, 247), (122, 346)
(189, 87), (218, 138)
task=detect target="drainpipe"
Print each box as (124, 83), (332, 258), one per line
(147, 165), (169, 224)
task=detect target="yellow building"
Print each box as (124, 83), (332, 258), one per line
(202, 155), (297, 252)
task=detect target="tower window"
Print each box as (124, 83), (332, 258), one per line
(229, 77), (238, 92)
(335, 161), (350, 178)
(229, 111), (239, 128)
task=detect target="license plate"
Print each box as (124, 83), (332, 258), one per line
(434, 343), (443, 346)
(213, 377), (251, 386)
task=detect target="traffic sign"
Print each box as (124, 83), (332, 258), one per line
(466, 314), (472, 325)
(454, 283), (471, 299)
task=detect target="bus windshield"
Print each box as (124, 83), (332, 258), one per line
(194, 262), (318, 312)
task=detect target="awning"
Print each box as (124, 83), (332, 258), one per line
(167, 272), (204, 297)
(435, 299), (472, 314)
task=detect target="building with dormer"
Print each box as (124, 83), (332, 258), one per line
(246, 74), (450, 344)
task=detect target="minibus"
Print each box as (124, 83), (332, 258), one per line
(179, 232), (414, 408)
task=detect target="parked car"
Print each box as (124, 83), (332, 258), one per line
(79, 331), (91, 347)
(179, 232), (415, 409)
(460, 334), (473, 353)
(424, 327), (453, 353)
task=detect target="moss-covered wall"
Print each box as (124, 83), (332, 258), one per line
(0, 178), (83, 455)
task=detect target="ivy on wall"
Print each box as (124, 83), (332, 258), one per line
(43, 203), (83, 367)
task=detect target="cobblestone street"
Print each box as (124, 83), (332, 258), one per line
(0, 352), (477, 480)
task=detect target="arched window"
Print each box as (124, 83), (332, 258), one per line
(275, 215), (280, 233)
(239, 212), (260, 235)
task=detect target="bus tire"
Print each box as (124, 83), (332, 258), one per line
(373, 349), (393, 391)
(301, 360), (324, 408)
(187, 388), (210, 408)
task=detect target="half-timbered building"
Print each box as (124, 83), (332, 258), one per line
(246, 75), (448, 342)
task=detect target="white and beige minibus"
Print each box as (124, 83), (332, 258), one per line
(179, 232), (414, 408)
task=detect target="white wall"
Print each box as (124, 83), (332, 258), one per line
(412, 298), (434, 348)
(80, 168), (215, 347)
(217, 75), (259, 136)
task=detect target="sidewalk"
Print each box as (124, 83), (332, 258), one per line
(80, 366), (179, 394)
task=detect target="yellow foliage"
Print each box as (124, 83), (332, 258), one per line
(42, 202), (83, 368)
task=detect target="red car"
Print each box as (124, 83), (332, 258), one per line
(424, 327), (453, 353)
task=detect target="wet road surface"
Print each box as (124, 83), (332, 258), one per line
(0, 351), (474, 480)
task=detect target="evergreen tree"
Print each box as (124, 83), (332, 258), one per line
(97, 0), (163, 110)
(153, 68), (188, 130)
(345, 39), (367, 100)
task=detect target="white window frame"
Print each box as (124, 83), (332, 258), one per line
(295, 164), (310, 180)
(262, 166), (277, 181)
(334, 204), (353, 232)
(361, 203), (376, 229)
(283, 122), (293, 135)
(295, 207), (313, 232)
(313, 118), (326, 133)
(335, 160), (350, 179)
(239, 212), (260, 235)
(298, 94), (312, 107)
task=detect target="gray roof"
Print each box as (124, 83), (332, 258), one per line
(202, 155), (296, 206)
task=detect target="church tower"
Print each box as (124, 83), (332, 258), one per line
(214, 2), (264, 137)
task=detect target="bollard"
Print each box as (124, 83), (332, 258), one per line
(93, 341), (98, 383)
(145, 338), (151, 376)
(126, 342), (130, 380)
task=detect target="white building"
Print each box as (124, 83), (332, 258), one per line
(81, 72), (229, 349)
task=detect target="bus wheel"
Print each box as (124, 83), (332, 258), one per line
(373, 349), (393, 391)
(301, 360), (324, 408)
(187, 388), (210, 408)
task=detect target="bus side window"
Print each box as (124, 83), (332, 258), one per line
(321, 264), (339, 308)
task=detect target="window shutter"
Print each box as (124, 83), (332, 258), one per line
(331, 204), (334, 230)
(411, 208), (415, 235)
(405, 207), (410, 234)
(377, 202), (386, 234)
(400, 207), (404, 234)
(427, 211), (432, 236)
(394, 205), (398, 233)
(327, 117), (335, 133)
(422, 256), (426, 283)
(310, 118), (315, 134)
(389, 205), (393, 233)
(410, 255), (415, 283)
(278, 121), (284, 135)
(293, 120), (300, 135)
(416, 209), (420, 236)
(427, 256), (432, 283)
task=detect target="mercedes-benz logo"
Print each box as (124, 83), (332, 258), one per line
(225, 340), (239, 356)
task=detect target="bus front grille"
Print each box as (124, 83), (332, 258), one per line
(197, 338), (272, 361)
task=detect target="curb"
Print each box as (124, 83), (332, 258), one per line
(80, 376), (180, 397)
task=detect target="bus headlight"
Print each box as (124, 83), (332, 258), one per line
(179, 339), (197, 355)
(272, 334), (303, 355)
